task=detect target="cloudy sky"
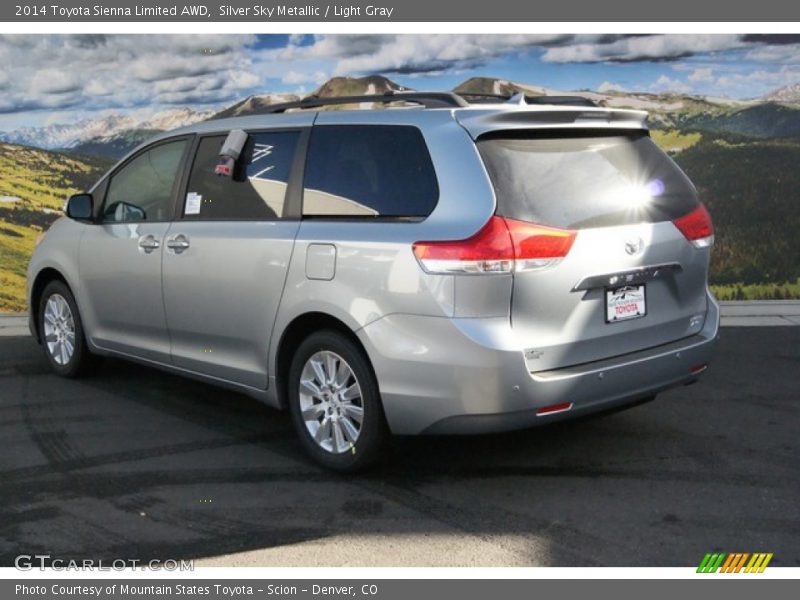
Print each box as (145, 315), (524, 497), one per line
(1, 33), (799, 130)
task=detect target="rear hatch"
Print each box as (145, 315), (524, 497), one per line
(475, 129), (713, 371)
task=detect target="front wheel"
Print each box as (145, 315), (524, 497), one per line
(38, 280), (97, 377)
(288, 330), (388, 471)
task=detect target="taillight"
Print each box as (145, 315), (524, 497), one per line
(412, 216), (576, 275)
(673, 204), (714, 248)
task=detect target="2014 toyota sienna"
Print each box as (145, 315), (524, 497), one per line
(27, 92), (719, 471)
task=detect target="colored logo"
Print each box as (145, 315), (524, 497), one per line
(697, 552), (773, 573)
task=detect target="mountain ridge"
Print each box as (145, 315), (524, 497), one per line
(4, 74), (800, 160)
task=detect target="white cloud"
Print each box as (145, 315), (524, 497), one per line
(688, 68), (714, 82)
(541, 34), (745, 63)
(715, 66), (800, 93)
(0, 34), (264, 115)
(744, 44), (800, 64)
(598, 81), (628, 93)
(281, 70), (328, 85)
(271, 34), (575, 76)
(652, 75), (691, 94)
(30, 69), (81, 94)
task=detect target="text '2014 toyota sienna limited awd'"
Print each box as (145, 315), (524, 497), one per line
(27, 92), (719, 471)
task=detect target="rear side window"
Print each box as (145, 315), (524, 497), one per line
(302, 125), (438, 218)
(477, 131), (698, 229)
(184, 131), (299, 220)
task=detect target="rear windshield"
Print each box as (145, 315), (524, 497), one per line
(477, 130), (698, 229)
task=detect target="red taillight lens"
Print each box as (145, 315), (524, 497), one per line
(412, 216), (576, 275)
(505, 218), (577, 270)
(673, 204), (714, 248)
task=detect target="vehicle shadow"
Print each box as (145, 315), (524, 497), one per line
(1, 330), (798, 567)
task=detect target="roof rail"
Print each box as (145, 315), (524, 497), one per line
(457, 92), (513, 103)
(265, 91), (469, 113)
(262, 90), (598, 113)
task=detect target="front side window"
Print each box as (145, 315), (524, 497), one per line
(184, 131), (300, 220)
(302, 125), (438, 218)
(103, 139), (187, 223)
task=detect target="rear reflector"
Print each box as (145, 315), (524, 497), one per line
(536, 402), (573, 416)
(673, 204), (714, 248)
(690, 364), (708, 374)
(413, 216), (576, 275)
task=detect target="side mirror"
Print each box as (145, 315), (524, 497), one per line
(65, 193), (94, 221)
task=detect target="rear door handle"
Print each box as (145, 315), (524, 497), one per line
(166, 234), (190, 254)
(137, 235), (160, 253)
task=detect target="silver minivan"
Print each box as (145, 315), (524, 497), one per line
(27, 92), (719, 470)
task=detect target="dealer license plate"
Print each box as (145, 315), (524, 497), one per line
(605, 285), (647, 323)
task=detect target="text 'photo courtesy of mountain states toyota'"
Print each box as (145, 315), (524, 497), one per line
(27, 91), (719, 471)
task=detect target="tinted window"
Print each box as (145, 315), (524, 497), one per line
(104, 139), (187, 223)
(302, 125), (438, 218)
(185, 131), (300, 220)
(477, 131), (698, 229)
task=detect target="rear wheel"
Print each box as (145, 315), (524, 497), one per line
(288, 330), (388, 471)
(38, 280), (97, 377)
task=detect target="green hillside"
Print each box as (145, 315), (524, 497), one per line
(677, 103), (800, 138)
(0, 144), (109, 311)
(669, 134), (800, 299)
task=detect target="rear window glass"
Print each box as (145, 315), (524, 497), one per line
(477, 131), (698, 229)
(302, 125), (438, 218)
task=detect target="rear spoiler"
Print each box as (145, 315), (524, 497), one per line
(455, 106), (649, 139)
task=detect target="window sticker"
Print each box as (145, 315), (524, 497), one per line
(185, 192), (202, 215)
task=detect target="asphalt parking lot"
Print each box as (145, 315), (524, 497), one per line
(0, 328), (798, 567)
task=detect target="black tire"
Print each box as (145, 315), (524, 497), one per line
(288, 330), (389, 472)
(38, 279), (98, 378)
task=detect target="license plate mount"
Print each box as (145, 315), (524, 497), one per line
(605, 284), (647, 323)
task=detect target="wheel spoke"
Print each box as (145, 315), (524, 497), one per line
(302, 402), (326, 422)
(57, 296), (68, 319)
(342, 403), (363, 424)
(310, 359), (327, 387)
(300, 378), (323, 398)
(334, 360), (351, 388)
(341, 382), (361, 402)
(340, 416), (360, 442)
(324, 353), (338, 385)
(332, 419), (346, 452)
(314, 416), (332, 444)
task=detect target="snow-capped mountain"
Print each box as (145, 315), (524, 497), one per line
(0, 107), (215, 150)
(762, 83), (800, 104)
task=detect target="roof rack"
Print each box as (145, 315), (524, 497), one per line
(456, 92), (513, 103)
(265, 91), (469, 113)
(262, 90), (598, 113)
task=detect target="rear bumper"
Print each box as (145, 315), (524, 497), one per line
(358, 291), (719, 435)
